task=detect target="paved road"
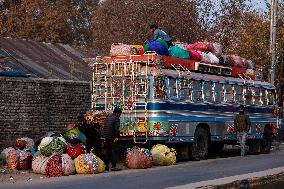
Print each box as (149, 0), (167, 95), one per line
(2, 148), (284, 189)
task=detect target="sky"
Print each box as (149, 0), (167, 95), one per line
(251, 0), (267, 11)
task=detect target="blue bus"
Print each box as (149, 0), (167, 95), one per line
(92, 54), (278, 160)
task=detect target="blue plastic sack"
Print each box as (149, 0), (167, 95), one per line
(146, 41), (169, 55)
(0, 70), (28, 77)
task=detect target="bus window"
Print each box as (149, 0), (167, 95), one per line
(245, 86), (253, 105)
(112, 78), (123, 98)
(260, 88), (268, 105)
(124, 78), (133, 98)
(214, 82), (223, 103)
(136, 78), (148, 97)
(154, 76), (166, 99)
(267, 90), (275, 105)
(225, 84), (234, 103)
(168, 77), (178, 100)
(180, 79), (191, 100)
(253, 87), (261, 105)
(235, 85), (244, 104)
(192, 80), (203, 102)
(204, 81), (213, 102)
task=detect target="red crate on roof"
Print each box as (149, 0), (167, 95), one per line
(231, 67), (255, 80)
(161, 56), (197, 70)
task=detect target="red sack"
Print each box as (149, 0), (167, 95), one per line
(67, 144), (86, 160)
(45, 154), (63, 177)
(124, 147), (152, 169)
(188, 50), (202, 61)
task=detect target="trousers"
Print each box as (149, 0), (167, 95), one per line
(237, 132), (247, 156)
(103, 139), (119, 168)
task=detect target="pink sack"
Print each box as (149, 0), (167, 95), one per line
(228, 55), (248, 68)
(186, 42), (208, 52)
(188, 50), (202, 61)
(110, 43), (132, 56)
(210, 43), (222, 57)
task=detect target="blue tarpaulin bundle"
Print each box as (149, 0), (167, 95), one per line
(0, 70), (29, 77)
(144, 41), (169, 56)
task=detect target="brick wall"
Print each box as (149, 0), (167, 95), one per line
(0, 77), (91, 150)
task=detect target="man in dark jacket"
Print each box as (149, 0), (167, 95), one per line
(102, 107), (122, 171)
(234, 105), (251, 156)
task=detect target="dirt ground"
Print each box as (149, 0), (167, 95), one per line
(0, 166), (48, 184)
(0, 163), (127, 185)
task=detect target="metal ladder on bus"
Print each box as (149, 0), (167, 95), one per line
(129, 57), (150, 144)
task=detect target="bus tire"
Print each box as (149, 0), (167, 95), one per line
(189, 127), (209, 160)
(247, 140), (261, 154)
(260, 137), (272, 154)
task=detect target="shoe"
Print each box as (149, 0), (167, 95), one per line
(111, 167), (122, 171)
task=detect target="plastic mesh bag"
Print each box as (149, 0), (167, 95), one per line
(0, 147), (15, 166)
(39, 137), (67, 157)
(7, 149), (18, 169)
(150, 144), (177, 166)
(124, 147), (152, 169)
(92, 154), (106, 173)
(62, 154), (76, 176)
(32, 155), (49, 174)
(45, 154), (63, 177)
(74, 154), (98, 174)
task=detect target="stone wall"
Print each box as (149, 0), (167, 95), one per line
(0, 77), (91, 150)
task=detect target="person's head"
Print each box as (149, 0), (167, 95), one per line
(149, 24), (158, 32)
(113, 107), (122, 117)
(238, 105), (245, 114)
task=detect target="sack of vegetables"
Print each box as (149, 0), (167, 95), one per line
(91, 153), (106, 174)
(150, 144), (177, 166)
(45, 153), (75, 177)
(124, 146), (152, 169)
(74, 153), (99, 174)
(0, 147), (15, 166)
(38, 137), (67, 157)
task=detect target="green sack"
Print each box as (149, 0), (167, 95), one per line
(144, 43), (150, 53)
(40, 137), (67, 157)
(156, 38), (168, 49)
(169, 46), (190, 59)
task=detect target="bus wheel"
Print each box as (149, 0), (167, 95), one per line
(247, 140), (261, 154)
(260, 137), (272, 154)
(189, 127), (209, 160)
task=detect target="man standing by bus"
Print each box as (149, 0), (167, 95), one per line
(102, 107), (123, 171)
(234, 105), (251, 156)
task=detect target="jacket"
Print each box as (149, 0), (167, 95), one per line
(234, 113), (251, 133)
(153, 28), (172, 42)
(102, 114), (120, 140)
